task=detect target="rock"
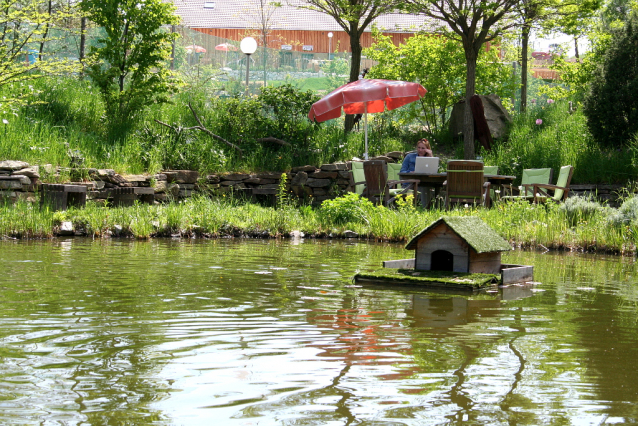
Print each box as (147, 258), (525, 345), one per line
(122, 174), (149, 183)
(245, 177), (278, 185)
(290, 230), (304, 239)
(13, 166), (40, 179)
(291, 171), (308, 187)
(254, 172), (283, 180)
(206, 174), (221, 184)
(449, 94), (512, 140)
(220, 172), (250, 181)
(291, 165), (317, 173)
(0, 160), (29, 171)
(310, 171), (338, 179)
(319, 163), (339, 171)
(163, 170), (199, 184)
(369, 155), (394, 162)
(58, 221), (74, 236)
(0, 177), (23, 190)
(386, 151), (404, 160)
(305, 178), (331, 188)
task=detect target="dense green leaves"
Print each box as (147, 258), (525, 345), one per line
(583, 16), (638, 148)
(80, 0), (179, 142)
(364, 31), (516, 133)
(0, 0), (79, 114)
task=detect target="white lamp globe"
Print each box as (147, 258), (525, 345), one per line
(328, 32), (333, 38)
(240, 37), (258, 55)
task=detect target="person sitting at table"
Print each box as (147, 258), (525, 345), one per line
(400, 138), (433, 174)
(400, 138), (434, 207)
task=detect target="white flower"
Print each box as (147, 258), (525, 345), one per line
(2, 119), (8, 125)
(464, 204), (469, 208)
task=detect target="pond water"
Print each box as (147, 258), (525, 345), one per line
(2, 238), (638, 425)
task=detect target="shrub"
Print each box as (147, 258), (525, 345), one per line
(608, 196), (638, 226)
(318, 192), (375, 225)
(583, 16), (638, 148)
(560, 195), (605, 226)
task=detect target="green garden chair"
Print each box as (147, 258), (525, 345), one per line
(387, 162), (402, 181)
(349, 161), (366, 195)
(532, 165), (574, 203)
(484, 166), (498, 201)
(502, 167), (553, 201)
(483, 166), (498, 175)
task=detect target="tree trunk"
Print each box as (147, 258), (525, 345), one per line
(574, 37), (580, 61)
(39, 0), (53, 61)
(520, 24), (530, 113)
(80, 17), (87, 61)
(170, 24), (175, 70)
(345, 26), (362, 133)
(463, 50), (477, 160)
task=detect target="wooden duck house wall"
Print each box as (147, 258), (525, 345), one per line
(413, 221), (503, 274)
(415, 222), (469, 272)
(468, 250), (502, 274)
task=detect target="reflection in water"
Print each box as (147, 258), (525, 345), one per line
(2, 240), (638, 424)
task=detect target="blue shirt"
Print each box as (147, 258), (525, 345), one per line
(400, 152), (419, 174)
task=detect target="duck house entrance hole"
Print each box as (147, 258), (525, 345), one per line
(431, 250), (453, 271)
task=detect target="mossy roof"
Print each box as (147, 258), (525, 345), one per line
(405, 216), (512, 254)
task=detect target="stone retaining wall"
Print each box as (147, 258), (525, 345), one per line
(0, 159), (631, 207)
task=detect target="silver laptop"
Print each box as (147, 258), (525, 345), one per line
(414, 157), (440, 173)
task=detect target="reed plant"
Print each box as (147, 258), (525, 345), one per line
(2, 193), (638, 255)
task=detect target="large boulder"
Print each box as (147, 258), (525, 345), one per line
(449, 94), (512, 140)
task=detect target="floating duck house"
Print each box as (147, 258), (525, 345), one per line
(372, 216), (534, 286)
(405, 216), (512, 274)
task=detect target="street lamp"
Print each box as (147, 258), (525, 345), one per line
(240, 37), (257, 91)
(327, 32), (333, 60)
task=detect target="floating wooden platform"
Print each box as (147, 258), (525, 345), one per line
(354, 269), (500, 291)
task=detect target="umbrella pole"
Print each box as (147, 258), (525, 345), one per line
(364, 104), (368, 160)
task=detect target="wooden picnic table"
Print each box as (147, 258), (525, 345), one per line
(399, 172), (516, 208)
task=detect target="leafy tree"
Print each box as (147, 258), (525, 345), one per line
(407, 0), (519, 159)
(296, 0), (404, 132)
(513, 0), (601, 112)
(80, 0), (179, 142)
(583, 15), (638, 148)
(364, 30), (516, 134)
(0, 0), (78, 114)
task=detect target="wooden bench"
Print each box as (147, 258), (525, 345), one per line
(40, 184), (87, 211)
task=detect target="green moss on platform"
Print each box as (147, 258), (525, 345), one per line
(354, 269), (500, 290)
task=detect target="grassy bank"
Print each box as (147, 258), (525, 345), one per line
(2, 77), (638, 186)
(2, 194), (636, 255)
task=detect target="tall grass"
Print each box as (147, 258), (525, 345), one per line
(2, 192), (638, 254)
(0, 77), (422, 175)
(482, 101), (638, 184)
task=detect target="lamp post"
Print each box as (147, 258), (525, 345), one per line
(240, 37), (257, 92)
(327, 32), (333, 60)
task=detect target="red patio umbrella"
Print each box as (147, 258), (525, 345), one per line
(215, 43), (237, 52)
(308, 79), (427, 159)
(185, 44), (207, 54)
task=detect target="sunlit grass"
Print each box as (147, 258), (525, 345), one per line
(2, 196), (635, 255)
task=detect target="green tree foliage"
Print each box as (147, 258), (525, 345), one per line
(582, 16), (638, 148)
(364, 31), (516, 134)
(80, 0), (179, 142)
(298, 0), (404, 132)
(407, 0), (519, 159)
(0, 0), (78, 114)
(258, 83), (320, 145)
